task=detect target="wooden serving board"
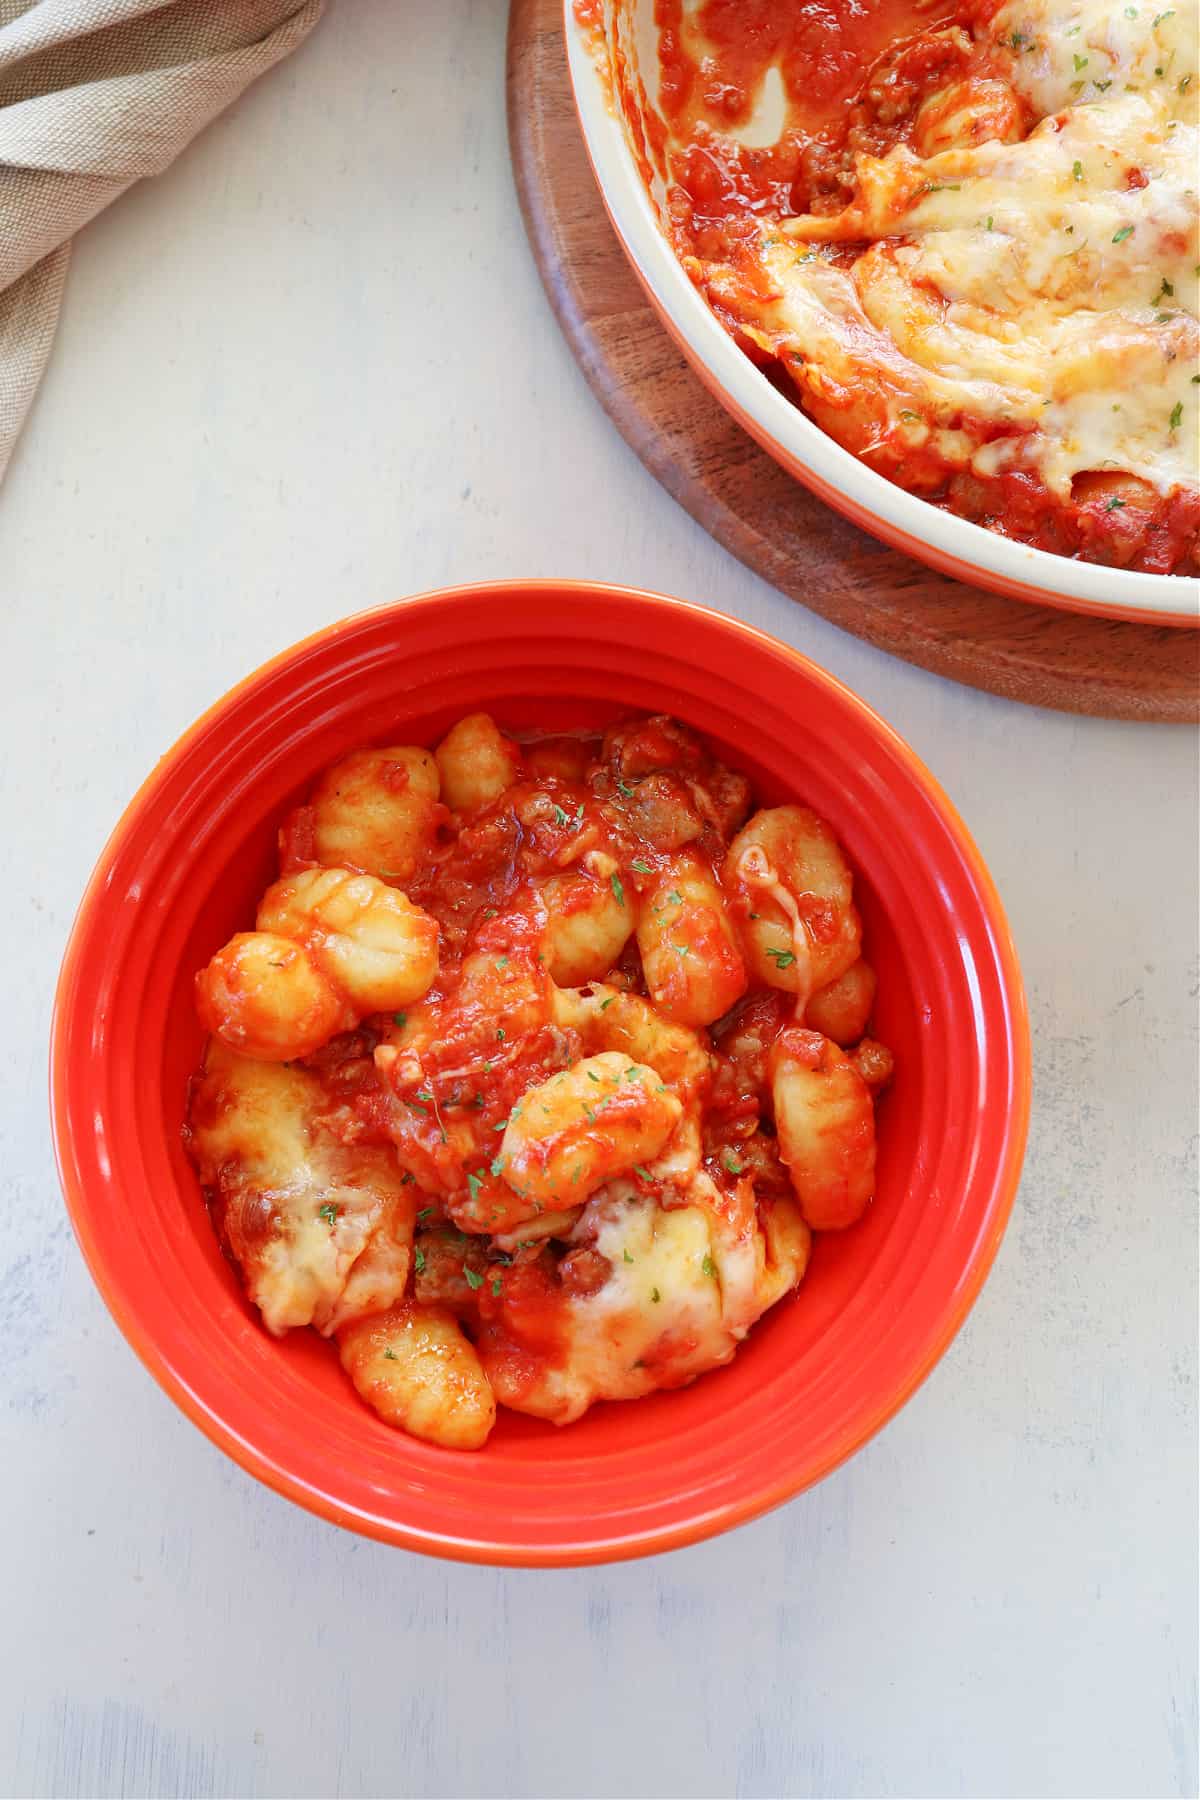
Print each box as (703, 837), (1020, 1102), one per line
(507, 0), (1199, 722)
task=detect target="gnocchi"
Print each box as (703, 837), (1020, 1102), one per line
(186, 711), (893, 1449)
(310, 746), (441, 881)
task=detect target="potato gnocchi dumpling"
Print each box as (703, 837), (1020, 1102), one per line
(186, 711), (893, 1450)
(310, 746), (441, 881)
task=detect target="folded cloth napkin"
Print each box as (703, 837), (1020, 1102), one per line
(0, 0), (324, 483)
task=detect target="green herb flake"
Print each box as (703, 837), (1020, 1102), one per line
(491, 1277), (502, 1297)
(1153, 8), (1174, 20)
(985, 216), (994, 230)
(766, 947), (797, 969)
(1093, 77), (1112, 88)
(1073, 51), (1088, 68)
(1072, 160), (1084, 181)
(392, 1011), (407, 1028)
(600, 996), (616, 1010)
(1169, 401), (1183, 428)
(318, 1202), (339, 1227)
(650, 1286), (661, 1304)
(623, 1249), (635, 1264)
(631, 858), (653, 874)
(611, 872), (626, 906)
(383, 1347), (398, 1361)
(633, 1165), (652, 1181)
(1112, 225), (1134, 243)
(417, 1206), (434, 1220)
(1105, 496), (1127, 511)
(702, 1254), (716, 1279)
(616, 778), (635, 797)
(414, 1248), (426, 1274)
(464, 1266), (484, 1291)
(489, 1155), (505, 1177)
(466, 1170), (484, 1202)
(722, 1149), (744, 1175)
(553, 803), (569, 826)
(496, 1027), (506, 1041)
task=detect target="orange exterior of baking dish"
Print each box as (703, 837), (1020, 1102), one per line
(50, 582), (1030, 1565)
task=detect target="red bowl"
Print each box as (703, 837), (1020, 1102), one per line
(51, 581), (1029, 1565)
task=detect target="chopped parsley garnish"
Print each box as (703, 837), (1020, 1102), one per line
(466, 1170), (484, 1201)
(600, 996), (617, 1011)
(633, 1165), (652, 1180)
(1153, 8), (1174, 20)
(393, 1011), (407, 1028)
(400, 1172), (415, 1186)
(383, 1348), (398, 1361)
(1073, 52), (1088, 68)
(702, 1255), (716, 1279)
(766, 947), (797, 969)
(318, 1202), (339, 1227)
(406, 1097), (428, 1114)
(490, 1155), (505, 1177)
(1112, 226), (1134, 243)
(464, 1267), (484, 1291)
(1169, 401), (1183, 429)
(414, 1248), (426, 1274)
(491, 1277), (502, 1297)
(496, 956), (509, 971)
(483, 907), (498, 919)
(417, 1206), (434, 1220)
(1155, 277), (1175, 301)
(631, 858), (652, 874)
(583, 1104), (596, 1122)
(650, 1287), (661, 1304)
(1093, 78), (1111, 89)
(616, 778), (635, 797)
(611, 872), (625, 906)
(496, 1027), (506, 1041)
(1105, 496), (1127, 512)
(587, 1069), (601, 1082)
(553, 804), (569, 826)
(623, 1249), (635, 1264)
(722, 1149), (744, 1175)
(1072, 160), (1083, 181)
(985, 216), (994, 231)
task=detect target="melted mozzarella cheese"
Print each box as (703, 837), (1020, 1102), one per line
(480, 1178), (810, 1425)
(989, 0), (1198, 121)
(189, 1041), (414, 1337)
(759, 88), (1198, 498)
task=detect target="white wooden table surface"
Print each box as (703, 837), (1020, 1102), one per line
(1, 6), (1196, 1797)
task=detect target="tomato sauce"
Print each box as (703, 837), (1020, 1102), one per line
(602, 0), (1198, 575)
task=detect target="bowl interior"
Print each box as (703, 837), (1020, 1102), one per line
(54, 584), (1028, 1563)
(565, 2), (1199, 624)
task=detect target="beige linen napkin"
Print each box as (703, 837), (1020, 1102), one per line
(0, 0), (324, 483)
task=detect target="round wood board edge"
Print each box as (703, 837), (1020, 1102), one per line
(506, 0), (1199, 723)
